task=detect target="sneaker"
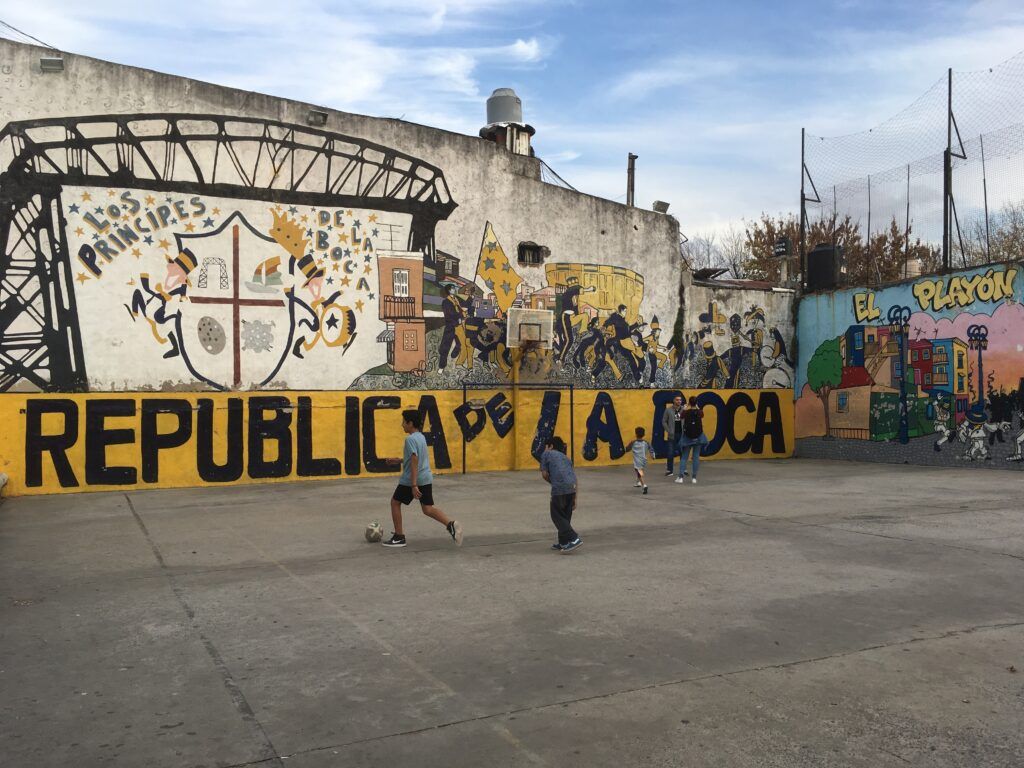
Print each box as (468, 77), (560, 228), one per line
(643, 486), (649, 494)
(691, 477), (697, 485)
(446, 520), (464, 546)
(664, 469), (673, 476)
(561, 537), (583, 554)
(551, 543), (563, 551)
(633, 481), (642, 487)
(382, 533), (407, 548)
(674, 476), (684, 484)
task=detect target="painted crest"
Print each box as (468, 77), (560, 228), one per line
(174, 212), (295, 389)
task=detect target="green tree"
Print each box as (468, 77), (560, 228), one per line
(806, 337), (843, 438)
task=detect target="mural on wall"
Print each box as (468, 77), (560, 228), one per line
(795, 264), (1024, 468)
(351, 220), (676, 390)
(676, 295), (795, 390)
(0, 387), (793, 495)
(0, 114), (678, 393)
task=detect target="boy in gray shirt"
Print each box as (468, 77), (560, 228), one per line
(382, 409), (463, 548)
(539, 436), (582, 553)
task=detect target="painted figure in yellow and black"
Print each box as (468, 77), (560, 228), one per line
(124, 248), (198, 359)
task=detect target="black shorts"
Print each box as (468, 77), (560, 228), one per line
(393, 483), (434, 506)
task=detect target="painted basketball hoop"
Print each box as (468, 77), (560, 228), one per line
(506, 307), (554, 349)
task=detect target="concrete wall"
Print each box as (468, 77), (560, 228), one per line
(794, 261), (1024, 468)
(676, 275), (796, 390)
(0, 40), (796, 494)
(0, 39), (681, 393)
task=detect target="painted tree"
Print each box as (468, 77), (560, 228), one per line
(806, 337), (843, 438)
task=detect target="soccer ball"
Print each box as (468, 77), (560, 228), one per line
(365, 521), (384, 543)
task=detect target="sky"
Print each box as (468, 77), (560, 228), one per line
(3, 0), (1023, 238)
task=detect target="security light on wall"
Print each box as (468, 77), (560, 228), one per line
(652, 200), (670, 214)
(307, 109), (328, 127)
(39, 57), (64, 73)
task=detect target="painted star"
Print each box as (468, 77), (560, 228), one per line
(107, 189), (116, 197)
(485, 241), (498, 252)
(326, 314), (339, 330)
(144, 236), (154, 245)
(352, 219), (361, 228)
(212, 207), (221, 215)
(131, 248), (141, 258)
(368, 292), (375, 300)
(501, 262), (511, 272)
(145, 195), (156, 205)
(80, 192), (92, 202)
(368, 214), (377, 223)
(355, 299), (364, 312)
(501, 281), (511, 294)
(91, 233), (101, 241)
(122, 214), (131, 222)
(74, 227), (85, 236)
(344, 248), (351, 257)
(274, 204), (282, 212)
(485, 279), (495, 289)
(346, 210), (353, 217)
(184, 222), (196, 232)
(288, 206), (298, 214)
(363, 265), (372, 274)
(364, 254), (372, 264)
(371, 228), (379, 237)
(327, 224), (333, 231)
(340, 275), (352, 287)
(202, 217), (214, 228)
(76, 272), (90, 284)
(331, 263), (340, 272)
(305, 228), (314, 237)
(94, 206), (104, 214)
(483, 257), (496, 271)
(336, 232), (348, 244)
(326, 276), (334, 285)
(68, 203), (80, 214)
(170, 218), (178, 225)
(158, 238), (171, 250)
(300, 215), (308, 223)
(165, 196), (173, 203)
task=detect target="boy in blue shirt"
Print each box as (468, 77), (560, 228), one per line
(624, 426), (655, 494)
(540, 436), (582, 553)
(382, 409), (464, 548)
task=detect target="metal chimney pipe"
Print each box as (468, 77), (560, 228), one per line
(626, 153), (638, 207)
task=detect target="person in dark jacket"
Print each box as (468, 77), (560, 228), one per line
(675, 396), (708, 485)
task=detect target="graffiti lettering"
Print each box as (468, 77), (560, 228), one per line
(912, 268), (1017, 312)
(852, 291), (881, 322)
(15, 390), (791, 493)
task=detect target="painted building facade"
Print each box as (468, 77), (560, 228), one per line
(795, 262), (1024, 467)
(0, 41), (793, 494)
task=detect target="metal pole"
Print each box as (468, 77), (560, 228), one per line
(626, 153), (638, 207)
(799, 128), (806, 285)
(980, 133), (991, 259)
(569, 384), (575, 464)
(461, 382), (467, 474)
(943, 67), (952, 271)
(867, 174), (873, 284)
(904, 164), (911, 279)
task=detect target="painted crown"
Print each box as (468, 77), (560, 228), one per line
(268, 210), (309, 260)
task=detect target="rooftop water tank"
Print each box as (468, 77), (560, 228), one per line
(486, 88), (523, 125)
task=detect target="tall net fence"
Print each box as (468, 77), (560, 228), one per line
(803, 51), (1024, 283)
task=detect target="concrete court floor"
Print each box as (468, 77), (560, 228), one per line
(1, 458), (1022, 768)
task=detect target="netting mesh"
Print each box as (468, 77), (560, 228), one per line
(804, 51), (1024, 273)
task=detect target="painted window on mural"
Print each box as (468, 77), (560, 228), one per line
(837, 393), (849, 412)
(922, 348), (930, 360)
(393, 269), (410, 297)
(854, 332), (864, 349)
(402, 330), (418, 351)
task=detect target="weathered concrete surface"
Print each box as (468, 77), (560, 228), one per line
(1, 459), (1022, 767)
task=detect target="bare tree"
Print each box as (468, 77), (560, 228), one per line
(681, 232), (727, 273)
(719, 223), (749, 278)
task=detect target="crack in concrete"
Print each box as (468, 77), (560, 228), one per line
(124, 493), (285, 768)
(223, 619), (1024, 765)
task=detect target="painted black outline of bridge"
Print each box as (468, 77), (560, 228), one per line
(0, 113), (458, 391)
